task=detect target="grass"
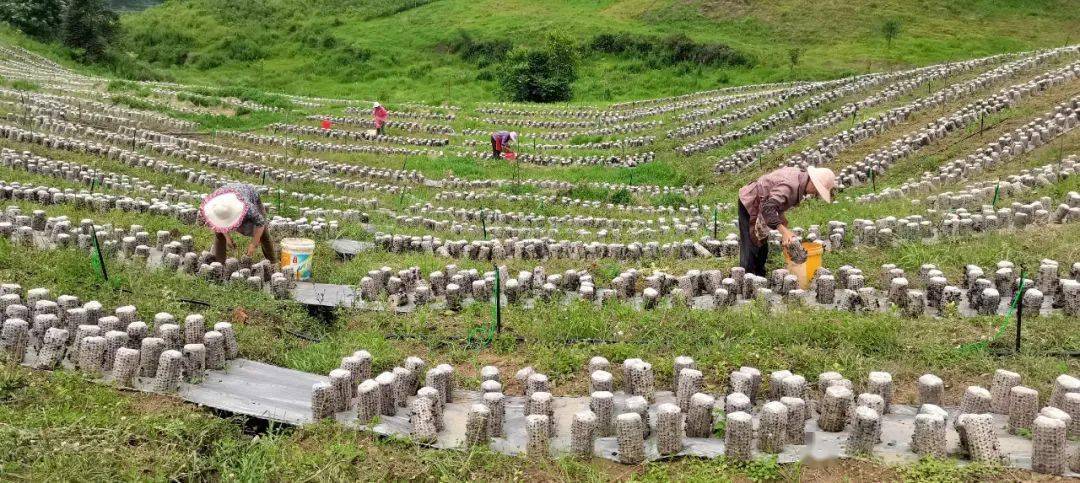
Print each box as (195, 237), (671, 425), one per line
(3, 234), (1077, 402)
(112, 0), (1079, 103)
(0, 363), (1043, 480)
(1, 10), (1078, 479)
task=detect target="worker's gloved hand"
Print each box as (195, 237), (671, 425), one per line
(779, 226), (793, 247)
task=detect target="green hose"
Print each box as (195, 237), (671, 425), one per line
(958, 270), (1025, 354)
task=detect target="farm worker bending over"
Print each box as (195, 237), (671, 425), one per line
(372, 102), (388, 135)
(200, 183), (275, 264)
(491, 130), (518, 159)
(737, 166), (835, 276)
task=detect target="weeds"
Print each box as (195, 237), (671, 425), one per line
(903, 457), (1005, 482)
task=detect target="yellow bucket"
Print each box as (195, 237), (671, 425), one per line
(784, 241), (823, 290)
(280, 238), (315, 281)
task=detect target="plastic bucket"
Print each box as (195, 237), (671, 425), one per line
(784, 241), (823, 289)
(280, 238), (315, 281)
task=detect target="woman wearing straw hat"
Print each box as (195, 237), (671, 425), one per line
(737, 166), (836, 276)
(372, 102), (388, 136)
(200, 183), (275, 264)
(490, 131), (517, 159)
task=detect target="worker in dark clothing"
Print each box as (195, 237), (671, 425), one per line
(490, 131), (518, 159)
(737, 166), (836, 276)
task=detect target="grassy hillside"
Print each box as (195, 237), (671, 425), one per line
(117, 0), (1078, 103)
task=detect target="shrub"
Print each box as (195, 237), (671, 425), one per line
(220, 34), (267, 62)
(124, 20), (196, 66)
(587, 32), (752, 68)
(608, 189), (632, 206)
(214, 86), (293, 110)
(498, 33), (578, 103)
(882, 19), (901, 49)
(661, 33), (750, 67)
(588, 32), (653, 56)
(101, 50), (164, 81)
(448, 30), (512, 68)
(339, 44), (372, 63)
(189, 51), (227, 70)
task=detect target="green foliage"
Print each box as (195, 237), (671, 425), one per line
(107, 0), (162, 11)
(882, 18), (902, 49)
(608, 188), (632, 206)
(110, 94), (155, 110)
(1, 0), (119, 62)
(660, 33), (752, 67)
(0, 367), (28, 401)
(787, 47), (803, 72)
(0, 0), (66, 41)
(712, 409), (726, 438)
(185, 85), (293, 110)
(568, 134), (602, 145)
(61, 0), (119, 61)
(653, 192), (688, 208)
(6, 78), (39, 91)
(735, 457), (784, 482)
(559, 185), (634, 205)
(903, 457), (1004, 482)
(588, 32), (751, 68)
(446, 30), (512, 68)
(499, 33), (578, 103)
(106, 79), (151, 95)
(123, 18), (196, 66)
(355, 0), (437, 20)
(497, 183), (536, 195)
(177, 91), (222, 107)
(99, 0), (1079, 101)
(100, 51), (164, 81)
(220, 33), (267, 62)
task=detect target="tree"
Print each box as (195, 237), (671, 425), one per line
(882, 19), (901, 50)
(61, 0), (118, 61)
(498, 33), (579, 103)
(1, 0), (118, 62)
(787, 47), (804, 74)
(0, 0), (68, 41)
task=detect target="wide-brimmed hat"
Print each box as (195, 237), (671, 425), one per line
(200, 190), (249, 233)
(807, 167), (836, 203)
(373, 102), (381, 108)
(509, 131), (518, 143)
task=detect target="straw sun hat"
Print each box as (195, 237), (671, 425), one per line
(200, 190), (249, 233)
(806, 167), (837, 203)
